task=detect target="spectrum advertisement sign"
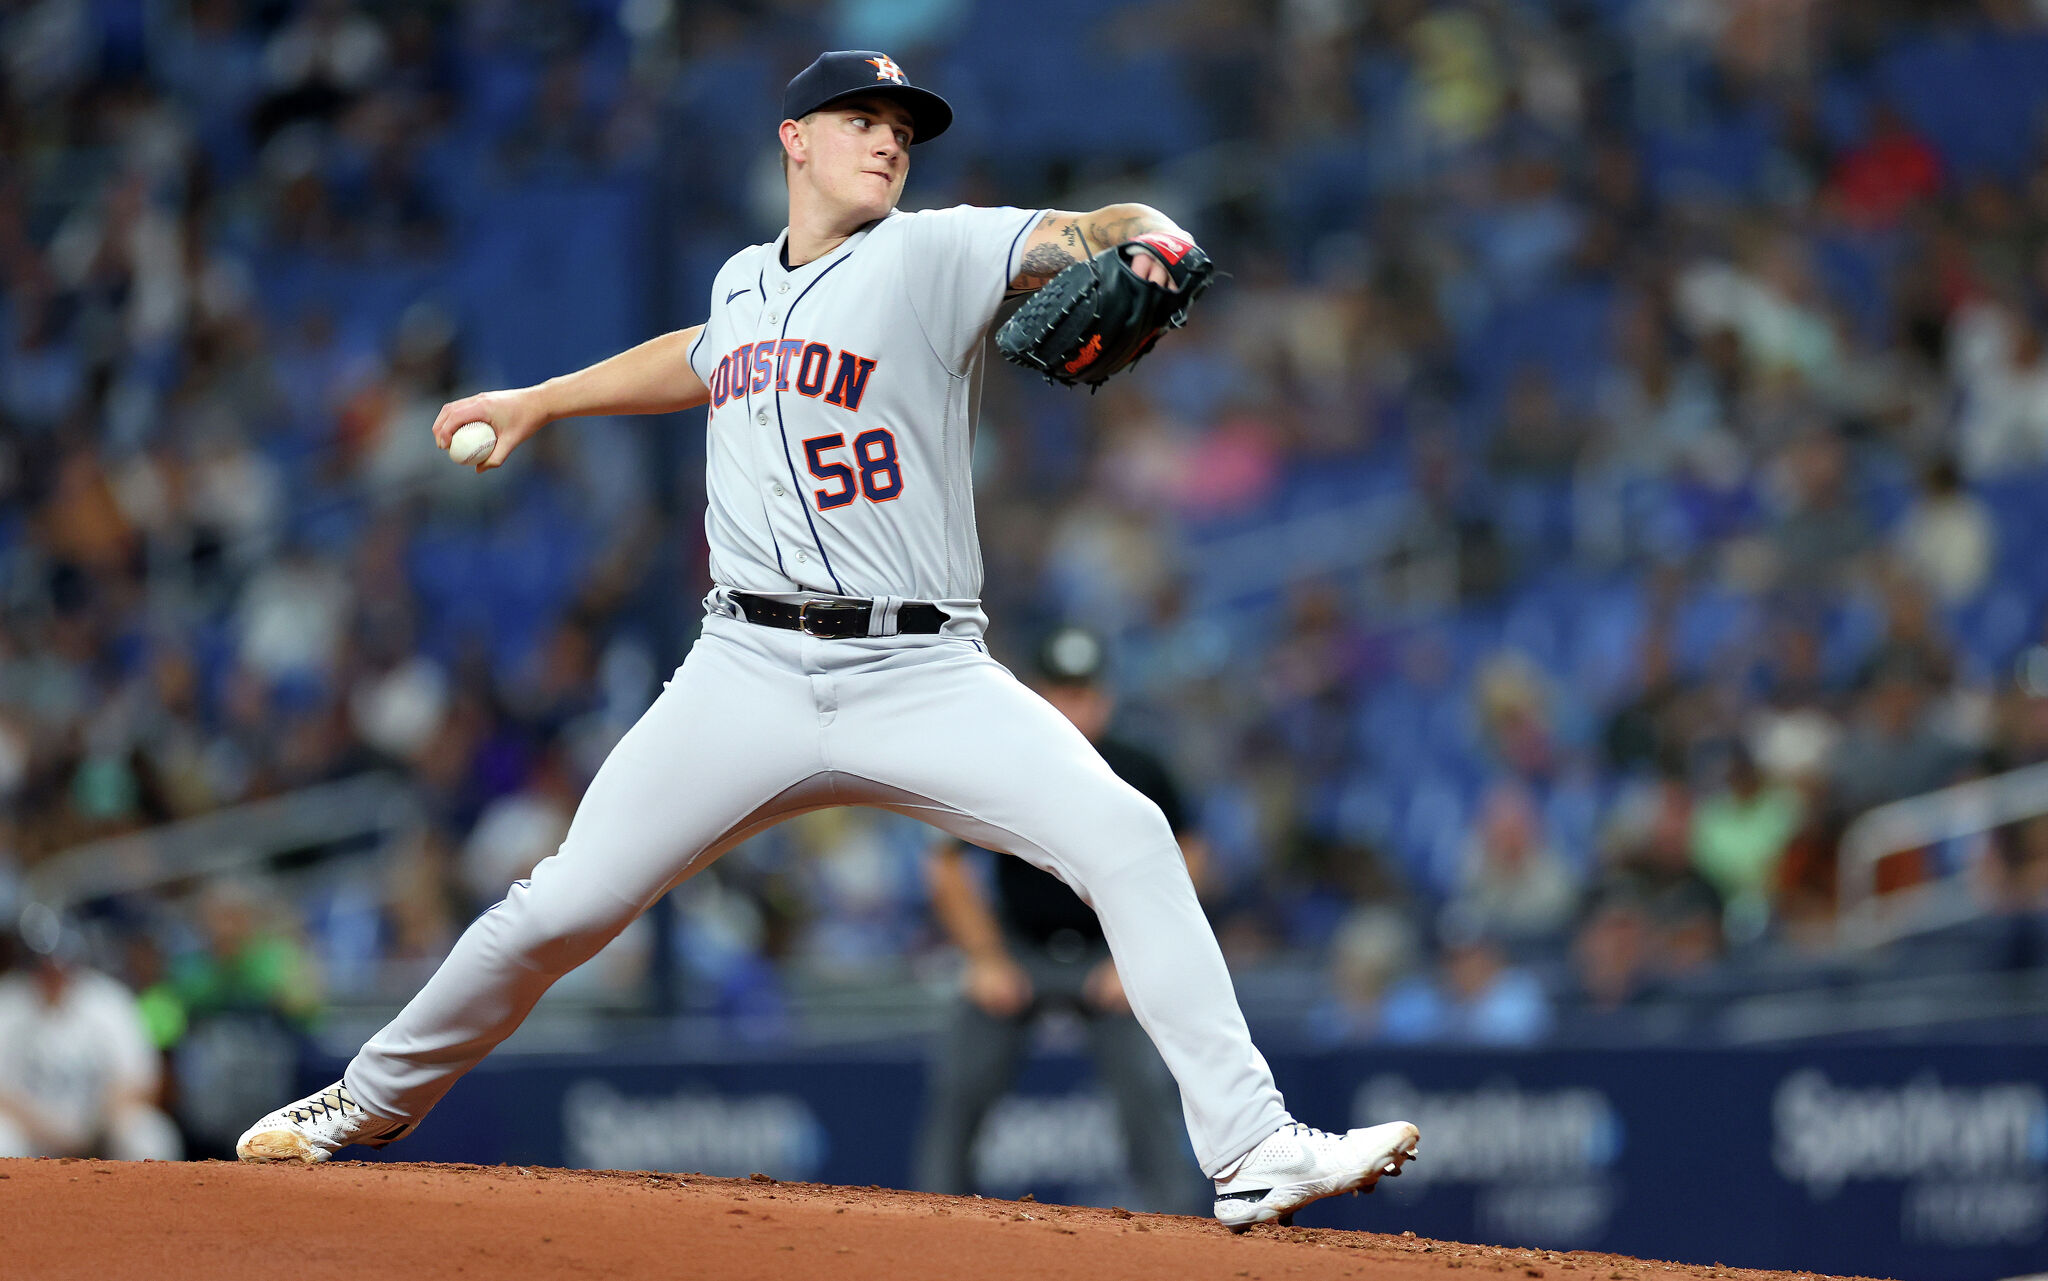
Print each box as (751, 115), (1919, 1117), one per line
(1289, 1047), (2048, 1279)
(313, 1044), (2048, 1280)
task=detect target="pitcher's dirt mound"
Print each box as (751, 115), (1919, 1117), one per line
(0, 1158), (1890, 1281)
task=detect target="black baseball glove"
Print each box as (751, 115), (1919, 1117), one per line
(996, 232), (1215, 389)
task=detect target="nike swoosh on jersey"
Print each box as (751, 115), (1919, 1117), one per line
(726, 288), (750, 304)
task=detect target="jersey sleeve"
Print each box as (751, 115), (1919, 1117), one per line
(687, 320), (714, 386)
(689, 246), (760, 386)
(687, 267), (728, 386)
(898, 205), (1043, 374)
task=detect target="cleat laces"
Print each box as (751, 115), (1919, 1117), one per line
(285, 1086), (362, 1126)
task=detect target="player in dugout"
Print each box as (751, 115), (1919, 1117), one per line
(0, 905), (182, 1161)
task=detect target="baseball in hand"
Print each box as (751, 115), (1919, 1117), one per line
(447, 421), (496, 467)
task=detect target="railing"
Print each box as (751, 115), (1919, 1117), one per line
(23, 771), (425, 910)
(1836, 759), (2048, 948)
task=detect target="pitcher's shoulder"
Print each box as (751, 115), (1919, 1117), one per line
(880, 204), (1001, 232)
(714, 238), (777, 281)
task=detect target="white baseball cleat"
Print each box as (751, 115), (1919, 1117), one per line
(1212, 1120), (1421, 1231)
(235, 1081), (416, 1164)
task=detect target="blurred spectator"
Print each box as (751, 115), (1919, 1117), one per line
(1, 288), (84, 432)
(1766, 430), (1873, 594)
(1475, 653), (1560, 782)
(1987, 814), (2048, 913)
(1262, 582), (1365, 785)
(1604, 625), (1689, 776)
(379, 829), (464, 991)
(1394, 427), (1510, 605)
(1676, 240), (1839, 386)
(461, 748), (577, 908)
(1582, 302), (1740, 563)
(1572, 891), (1656, 1013)
(1449, 781), (1579, 943)
(233, 546), (353, 683)
(1951, 299), (2048, 477)
(348, 646), (449, 766)
(257, 0), (389, 141)
(1408, 6), (1505, 146)
(1690, 747), (1802, 919)
(1485, 158), (1581, 298)
(350, 302), (463, 493)
(1831, 662), (1968, 815)
(149, 881), (321, 1158)
(1892, 457), (1994, 604)
(1596, 776), (1727, 937)
(1377, 906), (1554, 1046)
(1828, 102), (1941, 229)
(1856, 572), (1956, 692)
(0, 906), (181, 1160)
(1748, 622), (1844, 783)
(1311, 903), (1422, 1044)
(1488, 365), (1585, 479)
(1772, 787), (1847, 947)
(1582, 788), (1728, 992)
(155, 881), (320, 1031)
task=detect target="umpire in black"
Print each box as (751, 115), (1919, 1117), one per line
(914, 627), (1210, 1214)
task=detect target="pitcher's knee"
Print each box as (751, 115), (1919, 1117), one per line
(1035, 804), (1186, 905)
(489, 880), (636, 974)
(1087, 792), (1183, 873)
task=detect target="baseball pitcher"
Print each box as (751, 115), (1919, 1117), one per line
(235, 50), (1419, 1230)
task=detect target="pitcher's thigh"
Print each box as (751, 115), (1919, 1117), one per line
(840, 654), (1175, 882)
(522, 627), (822, 916)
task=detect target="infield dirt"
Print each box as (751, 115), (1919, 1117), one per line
(0, 1157), (1893, 1281)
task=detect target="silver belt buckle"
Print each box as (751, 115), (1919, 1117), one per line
(798, 598), (866, 638)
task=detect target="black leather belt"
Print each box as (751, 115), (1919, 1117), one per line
(729, 591), (947, 639)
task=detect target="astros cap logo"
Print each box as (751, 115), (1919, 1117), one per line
(784, 52), (952, 142)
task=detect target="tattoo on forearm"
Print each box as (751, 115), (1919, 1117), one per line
(1085, 212), (1166, 245)
(1019, 242), (1078, 280)
(1016, 209), (1177, 287)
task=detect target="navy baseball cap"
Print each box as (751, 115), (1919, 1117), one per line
(783, 50), (953, 144)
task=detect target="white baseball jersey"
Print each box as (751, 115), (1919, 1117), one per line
(0, 970), (159, 1142)
(685, 205), (1043, 636)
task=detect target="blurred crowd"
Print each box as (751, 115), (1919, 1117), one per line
(10, 0), (2048, 1149)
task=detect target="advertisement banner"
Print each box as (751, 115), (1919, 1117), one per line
(316, 1043), (2048, 1280)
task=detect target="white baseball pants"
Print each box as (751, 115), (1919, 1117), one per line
(345, 612), (1289, 1175)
